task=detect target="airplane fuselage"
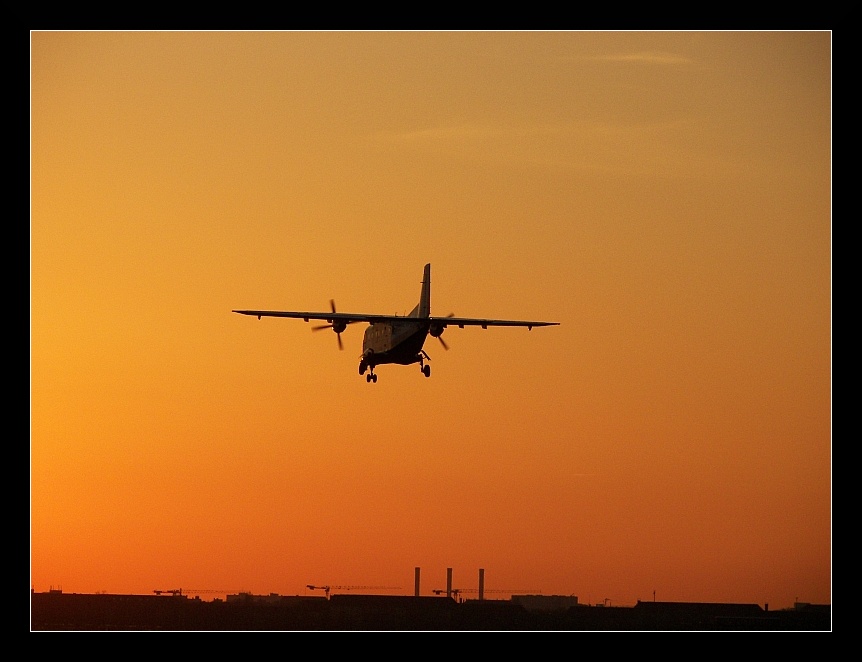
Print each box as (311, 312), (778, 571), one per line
(361, 320), (430, 371)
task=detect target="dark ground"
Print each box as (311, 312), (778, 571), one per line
(30, 591), (831, 631)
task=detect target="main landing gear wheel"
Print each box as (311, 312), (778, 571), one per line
(419, 350), (431, 378)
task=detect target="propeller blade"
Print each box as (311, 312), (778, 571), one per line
(436, 314), (453, 350)
(312, 300), (346, 348)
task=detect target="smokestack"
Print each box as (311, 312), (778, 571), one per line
(479, 568), (485, 601)
(446, 568), (453, 599)
(415, 567), (420, 597)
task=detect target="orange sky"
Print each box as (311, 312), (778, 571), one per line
(31, 31), (831, 610)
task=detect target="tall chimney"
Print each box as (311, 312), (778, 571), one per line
(414, 567), (420, 597)
(446, 568), (453, 599)
(479, 568), (485, 601)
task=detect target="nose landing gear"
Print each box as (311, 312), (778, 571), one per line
(359, 359), (377, 383)
(360, 358), (378, 383)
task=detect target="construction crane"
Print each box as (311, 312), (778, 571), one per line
(306, 584), (402, 599)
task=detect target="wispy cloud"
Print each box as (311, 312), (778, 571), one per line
(372, 116), (736, 180)
(588, 51), (694, 66)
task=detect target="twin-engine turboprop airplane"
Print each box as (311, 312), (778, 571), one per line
(233, 263), (559, 382)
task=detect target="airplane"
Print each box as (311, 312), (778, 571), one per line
(233, 263), (559, 382)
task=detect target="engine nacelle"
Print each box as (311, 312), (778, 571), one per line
(331, 321), (347, 334)
(429, 322), (445, 338)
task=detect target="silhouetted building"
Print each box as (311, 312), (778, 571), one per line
(328, 594), (457, 630)
(30, 589), (831, 631)
(511, 594), (579, 611)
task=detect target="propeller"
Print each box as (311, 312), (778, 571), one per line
(432, 313), (455, 351)
(312, 299), (347, 350)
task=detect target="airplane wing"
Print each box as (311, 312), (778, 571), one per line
(428, 316), (559, 330)
(232, 309), (398, 324)
(232, 310), (559, 329)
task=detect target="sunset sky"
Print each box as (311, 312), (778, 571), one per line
(31, 31), (831, 610)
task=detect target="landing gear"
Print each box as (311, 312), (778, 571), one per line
(422, 364), (431, 378)
(419, 350), (431, 378)
(362, 361), (378, 383)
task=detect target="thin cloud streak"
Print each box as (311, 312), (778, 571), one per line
(372, 117), (757, 181)
(586, 51), (695, 66)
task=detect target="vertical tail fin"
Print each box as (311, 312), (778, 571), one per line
(409, 263), (431, 318)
